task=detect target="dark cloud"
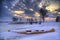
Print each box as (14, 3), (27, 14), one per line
(1, 0), (60, 17)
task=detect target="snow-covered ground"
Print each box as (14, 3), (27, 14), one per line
(0, 21), (60, 40)
(19, 32), (59, 40)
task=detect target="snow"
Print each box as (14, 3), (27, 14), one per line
(0, 21), (60, 40)
(0, 32), (20, 39)
(19, 32), (59, 40)
(0, 17), (12, 22)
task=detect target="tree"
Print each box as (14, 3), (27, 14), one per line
(39, 8), (47, 22)
(56, 16), (60, 22)
(12, 17), (18, 22)
(30, 18), (33, 24)
(0, 0), (3, 15)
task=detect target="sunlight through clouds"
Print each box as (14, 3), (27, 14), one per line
(24, 16), (32, 19)
(46, 4), (59, 12)
(34, 12), (41, 17)
(2, 0), (60, 18)
(58, 12), (60, 15)
(14, 10), (24, 15)
(29, 8), (34, 11)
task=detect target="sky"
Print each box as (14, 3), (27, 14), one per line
(46, 0), (60, 11)
(0, 0), (60, 18)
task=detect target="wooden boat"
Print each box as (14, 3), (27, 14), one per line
(16, 28), (55, 34)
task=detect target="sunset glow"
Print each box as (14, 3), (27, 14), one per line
(45, 17), (56, 21)
(34, 12), (41, 17)
(14, 10), (24, 14)
(46, 4), (59, 12)
(58, 12), (60, 15)
(24, 16), (32, 19)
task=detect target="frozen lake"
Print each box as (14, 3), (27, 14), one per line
(0, 21), (60, 32)
(0, 21), (60, 40)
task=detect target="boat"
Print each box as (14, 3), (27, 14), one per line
(16, 28), (55, 34)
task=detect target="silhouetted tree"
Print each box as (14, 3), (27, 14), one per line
(56, 16), (60, 22)
(0, 0), (3, 17)
(39, 8), (47, 22)
(30, 18), (33, 24)
(20, 18), (22, 22)
(12, 17), (18, 22)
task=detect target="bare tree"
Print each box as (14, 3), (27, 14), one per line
(39, 8), (47, 22)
